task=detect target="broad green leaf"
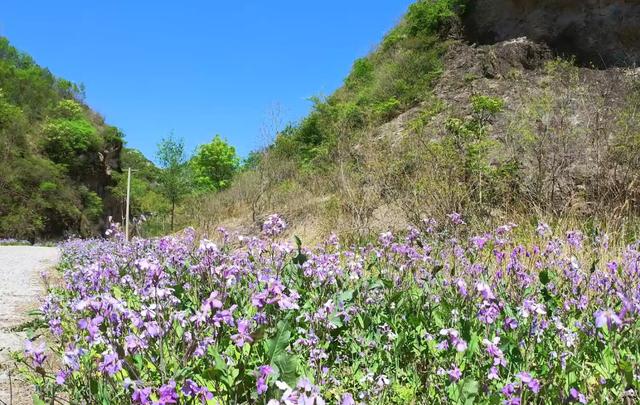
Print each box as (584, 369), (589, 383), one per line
(273, 353), (300, 386)
(265, 321), (292, 364)
(462, 378), (479, 404)
(539, 269), (550, 285)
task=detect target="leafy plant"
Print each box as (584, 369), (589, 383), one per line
(191, 135), (240, 191)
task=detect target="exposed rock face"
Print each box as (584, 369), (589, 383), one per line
(95, 140), (123, 233)
(75, 137), (123, 234)
(464, 0), (640, 67)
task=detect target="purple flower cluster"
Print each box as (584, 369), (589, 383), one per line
(21, 215), (640, 403)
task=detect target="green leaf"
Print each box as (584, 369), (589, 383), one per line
(466, 332), (480, 356)
(293, 252), (308, 266)
(461, 378), (479, 405)
(619, 360), (635, 388)
(90, 378), (99, 396)
(539, 269), (550, 285)
(265, 321), (292, 364)
(213, 350), (228, 372)
(32, 395), (46, 405)
(338, 289), (354, 303)
(273, 353), (300, 386)
(460, 318), (472, 343)
(329, 314), (344, 329)
(381, 278), (394, 289)
(462, 378), (479, 394)
(446, 382), (460, 402)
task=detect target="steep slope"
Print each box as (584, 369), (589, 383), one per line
(191, 0), (640, 241)
(0, 37), (123, 240)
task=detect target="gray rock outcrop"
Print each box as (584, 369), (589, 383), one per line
(464, 0), (640, 67)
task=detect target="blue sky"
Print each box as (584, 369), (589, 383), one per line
(1, 1), (414, 160)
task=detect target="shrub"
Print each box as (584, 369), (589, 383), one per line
(51, 99), (84, 119)
(405, 0), (466, 38)
(42, 118), (101, 166)
(372, 97), (401, 121)
(345, 58), (374, 91)
(471, 95), (505, 116)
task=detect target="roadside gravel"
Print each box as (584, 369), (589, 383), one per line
(0, 246), (59, 405)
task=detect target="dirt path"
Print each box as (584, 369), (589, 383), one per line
(0, 246), (59, 405)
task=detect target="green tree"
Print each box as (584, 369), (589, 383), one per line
(191, 135), (239, 191)
(109, 148), (168, 236)
(156, 135), (191, 231)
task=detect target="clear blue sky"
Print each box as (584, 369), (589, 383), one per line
(1, 1), (414, 160)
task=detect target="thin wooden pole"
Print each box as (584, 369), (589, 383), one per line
(125, 167), (131, 241)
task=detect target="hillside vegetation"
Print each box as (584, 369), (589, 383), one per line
(0, 37), (242, 241)
(0, 37), (123, 240)
(4, 0), (640, 243)
(186, 0), (640, 242)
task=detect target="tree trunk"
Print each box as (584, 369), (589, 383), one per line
(171, 201), (175, 232)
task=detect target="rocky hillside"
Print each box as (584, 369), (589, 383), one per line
(190, 0), (640, 241)
(464, 0), (640, 67)
(0, 37), (122, 240)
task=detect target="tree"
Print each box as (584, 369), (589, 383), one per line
(109, 148), (168, 236)
(156, 135), (191, 231)
(190, 135), (239, 191)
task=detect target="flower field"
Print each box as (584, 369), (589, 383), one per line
(0, 238), (31, 246)
(20, 215), (640, 404)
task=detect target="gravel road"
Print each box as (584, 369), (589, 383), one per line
(0, 246), (59, 404)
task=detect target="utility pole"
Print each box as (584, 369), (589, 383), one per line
(125, 167), (131, 242)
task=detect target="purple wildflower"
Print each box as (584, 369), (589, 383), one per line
(569, 388), (588, 404)
(517, 372), (541, 394)
(262, 214), (287, 237)
(55, 369), (69, 385)
(594, 309), (623, 329)
(536, 222), (551, 237)
(231, 319), (254, 347)
(98, 351), (122, 376)
(341, 393), (356, 405)
(24, 341), (47, 367)
(566, 231), (583, 249)
(182, 379), (214, 404)
(447, 212), (465, 225)
(448, 365), (462, 381)
(157, 380), (178, 404)
(478, 301), (501, 324)
(504, 317), (519, 330)
(379, 232), (394, 247)
(132, 387), (152, 404)
(256, 365), (274, 395)
(455, 279), (468, 297)
(476, 281), (495, 300)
